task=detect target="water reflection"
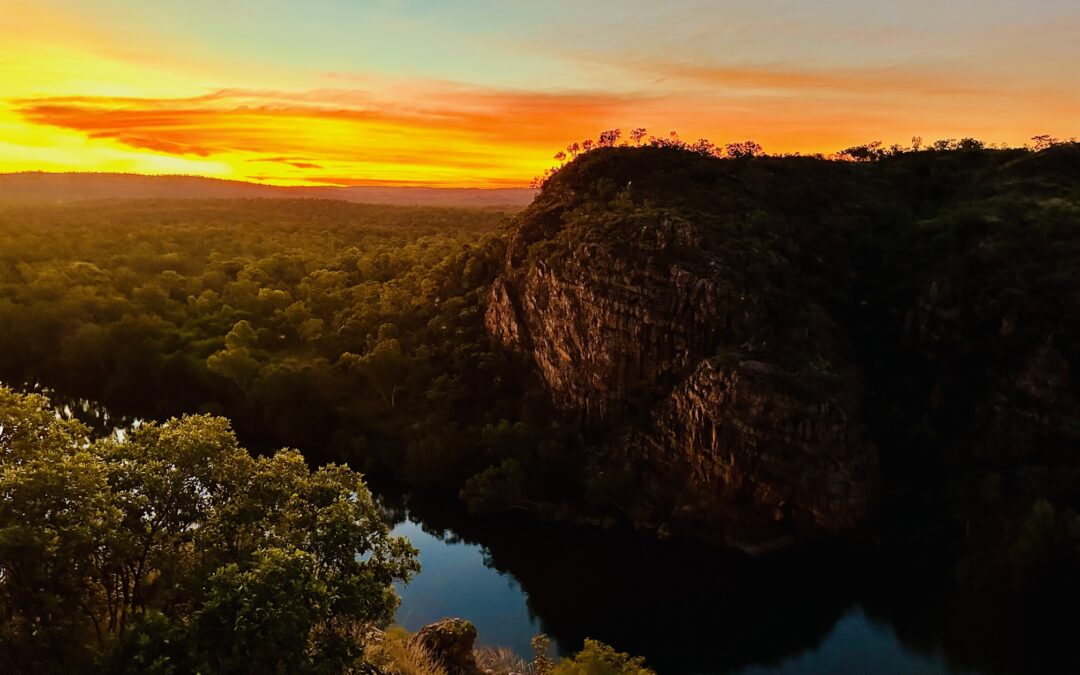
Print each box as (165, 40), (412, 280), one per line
(391, 519), (546, 657)
(387, 494), (1078, 675)
(735, 607), (965, 675)
(389, 497), (861, 674)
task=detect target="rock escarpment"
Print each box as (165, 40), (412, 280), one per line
(485, 148), (881, 549)
(484, 144), (1080, 553)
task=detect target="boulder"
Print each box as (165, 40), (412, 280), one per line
(414, 618), (480, 675)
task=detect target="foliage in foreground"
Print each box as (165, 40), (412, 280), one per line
(544, 638), (654, 675)
(366, 626), (448, 675)
(0, 386), (418, 674)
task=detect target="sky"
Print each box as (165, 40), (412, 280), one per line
(1, 0), (1077, 187)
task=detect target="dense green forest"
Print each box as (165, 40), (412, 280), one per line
(0, 199), (582, 504)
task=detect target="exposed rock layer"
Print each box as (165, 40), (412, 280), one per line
(486, 144), (1080, 551)
(485, 149), (882, 548)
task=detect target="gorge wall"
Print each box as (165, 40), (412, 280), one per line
(484, 145), (1080, 552)
(485, 148), (882, 550)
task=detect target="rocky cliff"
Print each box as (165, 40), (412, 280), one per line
(485, 148), (883, 549)
(484, 144), (1080, 553)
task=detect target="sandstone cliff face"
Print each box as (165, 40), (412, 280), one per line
(642, 359), (876, 538)
(485, 159), (880, 548)
(486, 248), (766, 418)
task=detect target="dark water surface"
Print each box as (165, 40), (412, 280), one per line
(385, 493), (1078, 675)
(385, 501), (992, 675)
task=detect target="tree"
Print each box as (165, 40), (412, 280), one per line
(689, 138), (717, 156)
(550, 639), (655, 675)
(0, 389), (120, 671)
(206, 320), (264, 394)
(724, 140), (764, 158)
(1031, 134), (1060, 151)
(629, 128), (647, 146)
(838, 141), (884, 162)
(0, 386), (418, 673)
(224, 319), (258, 350)
(597, 129), (621, 147)
(341, 336), (410, 409)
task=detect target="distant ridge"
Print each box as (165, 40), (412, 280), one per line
(0, 172), (535, 208)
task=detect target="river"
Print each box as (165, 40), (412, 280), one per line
(383, 497), (1018, 675)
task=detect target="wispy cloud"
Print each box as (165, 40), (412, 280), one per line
(9, 85), (650, 185)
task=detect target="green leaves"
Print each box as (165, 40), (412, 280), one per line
(0, 386), (417, 673)
(549, 639), (656, 675)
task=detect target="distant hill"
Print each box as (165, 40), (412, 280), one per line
(0, 172), (535, 208)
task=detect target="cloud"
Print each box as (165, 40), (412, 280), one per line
(8, 84), (652, 185)
(10, 83), (646, 156)
(629, 60), (997, 97)
(252, 157), (324, 169)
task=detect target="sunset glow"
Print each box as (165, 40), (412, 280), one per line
(2, 0), (1078, 187)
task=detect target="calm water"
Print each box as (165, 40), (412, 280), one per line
(733, 607), (971, 675)
(386, 505), (1000, 675)
(392, 519), (544, 655)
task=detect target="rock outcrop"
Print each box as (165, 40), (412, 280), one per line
(485, 147), (881, 549)
(414, 618), (480, 675)
(485, 144), (1080, 553)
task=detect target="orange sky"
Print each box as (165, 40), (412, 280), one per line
(2, 1), (1077, 187)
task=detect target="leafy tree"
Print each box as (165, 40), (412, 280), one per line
(838, 140), (884, 161)
(723, 140), (764, 158)
(341, 335), (409, 410)
(550, 639), (655, 675)
(597, 129), (621, 147)
(0, 386), (418, 674)
(0, 389), (120, 671)
(206, 346), (262, 393)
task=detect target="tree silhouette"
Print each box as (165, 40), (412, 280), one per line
(838, 141), (883, 162)
(1031, 134), (1060, 151)
(598, 129), (622, 147)
(724, 140), (764, 158)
